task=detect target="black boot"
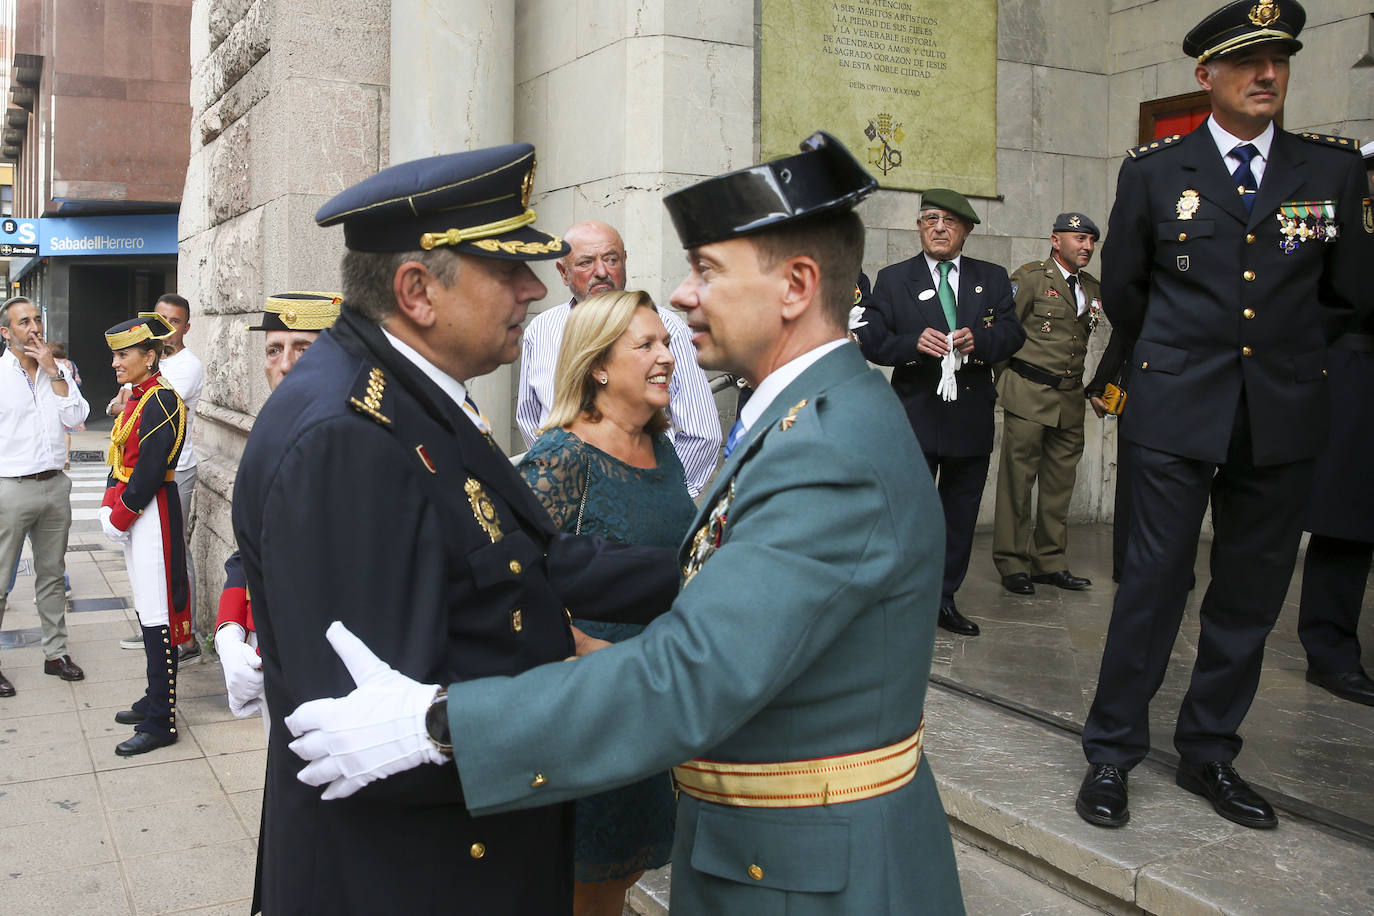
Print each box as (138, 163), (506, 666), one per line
(116, 625), (179, 757)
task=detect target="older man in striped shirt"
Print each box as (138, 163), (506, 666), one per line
(516, 220), (722, 496)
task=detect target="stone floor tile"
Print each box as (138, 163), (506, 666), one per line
(108, 796), (247, 859)
(954, 838), (1101, 916)
(0, 812), (116, 875)
(177, 664), (233, 700)
(123, 838), (257, 915)
(162, 903), (256, 916)
(72, 675), (153, 711)
(177, 694), (239, 727)
(0, 738), (93, 784)
(96, 758), (222, 809)
(79, 704), (141, 743)
(1, 862), (131, 916)
(205, 749), (266, 795)
(0, 710), (83, 750)
(0, 772), (101, 828)
(0, 680), (74, 718)
(192, 718), (267, 756)
(227, 789), (263, 837)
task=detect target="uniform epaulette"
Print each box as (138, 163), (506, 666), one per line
(1126, 135), (1182, 159)
(1298, 132), (1362, 153)
(1017, 261), (1044, 274)
(347, 365), (392, 426)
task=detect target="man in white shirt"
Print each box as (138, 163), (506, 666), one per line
(0, 297), (91, 695)
(120, 294), (203, 661)
(517, 220), (721, 496)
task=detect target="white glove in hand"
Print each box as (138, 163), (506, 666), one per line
(216, 624), (265, 718)
(848, 305), (869, 331)
(99, 506), (131, 545)
(286, 621), (445, 800)
(936, 333), (967, 402)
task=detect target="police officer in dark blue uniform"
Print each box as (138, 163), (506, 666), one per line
(231, 144), (679, 916)
(1077, 0), (1374, 832)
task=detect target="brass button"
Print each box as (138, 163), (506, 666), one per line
(1243, 270), (1256, 281)
(1242, 346), (1253, 357)
(510, 609), (523, 633)
(508, 559), (522, 575)
(748, 864), (764, 881)
(1140, 361), (1149, 370)
(1177, 232), (1188, 242)
(1243, 308), (1255, 319)
(470, 842), (486, 859)
(1246, 233), (1256, 244)
(531, 773), (546, 787)
(1322, 368), (1328, 376)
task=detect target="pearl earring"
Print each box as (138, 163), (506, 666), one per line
(598, 375), (608, 385)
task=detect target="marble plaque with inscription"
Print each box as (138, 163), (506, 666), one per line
(761, 0), (997, 197)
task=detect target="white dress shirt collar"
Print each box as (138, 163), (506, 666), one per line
(379, 327), (486, 432)
(1207, 117), (1275, 185)
(738, 338), (849, 435)
(922, 252), (962, 291)
(1052, 258), (1088, 316)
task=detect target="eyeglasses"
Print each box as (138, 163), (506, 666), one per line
(919, 213), (963, 229)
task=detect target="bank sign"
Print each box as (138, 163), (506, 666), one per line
(0, 214), (178, 258)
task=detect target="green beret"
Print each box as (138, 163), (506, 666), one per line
(919, 188), (979, 225)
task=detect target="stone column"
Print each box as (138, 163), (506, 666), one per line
(390, 0), (519, 450)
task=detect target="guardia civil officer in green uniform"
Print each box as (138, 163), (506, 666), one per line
(992, 212), (1102, 594)
(1078, 0), (1373, 832)
(284, 132), (967, 915)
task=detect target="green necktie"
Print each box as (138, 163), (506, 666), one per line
(937, 260), (957, 332)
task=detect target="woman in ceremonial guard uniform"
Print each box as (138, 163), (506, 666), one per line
(99, 313), (190, 757)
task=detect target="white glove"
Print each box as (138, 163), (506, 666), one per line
(286, 621), (445, 800)
(848, 305), (868, 331)
(936, 333), (966, 402)
(215, 624), (265, 718)
(99, 506), (131, 545)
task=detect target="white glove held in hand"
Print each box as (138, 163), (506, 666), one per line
(848, 305), (868, 331)
(286, 621), (445, 800)
(936, 333), (967, 402)
(99, 506), (131, 545)
(215, 624), (265, 718)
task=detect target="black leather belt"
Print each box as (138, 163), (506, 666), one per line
(1333, 333), (1374, 354)
(1010, 358), (1082, 390)
(12, 469), (61, 481)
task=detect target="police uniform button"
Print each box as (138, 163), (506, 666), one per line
(1140, 361), (1149, 370)
(1243, 270), (1256, 281)
(470, 842), (486, 859)
(748, 864), (764, 881)
(531, 773), (546, 787)
(1246, 234), (1256, 244)
(1243, 308), (1255, 319)
(1242, 346), (1254, 357)
(508, 559), (522, 575)
(1178, 232), (1188, 242)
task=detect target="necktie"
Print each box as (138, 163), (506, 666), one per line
(1066, 274), (1080, 314)
(724, 419), (744, 458)
(461, 393), (491, 434)
(936, 260), (957, 332)
(1230, 143), (1259, 214)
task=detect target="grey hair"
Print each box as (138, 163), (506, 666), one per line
(1, 295), (32, 330)
(340, 249), (463, 322)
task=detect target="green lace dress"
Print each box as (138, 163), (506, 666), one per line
(518, 427), (696, 882)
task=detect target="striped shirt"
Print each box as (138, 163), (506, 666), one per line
(517, 299), (722, 497)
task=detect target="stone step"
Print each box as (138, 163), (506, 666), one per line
(624, 683), (1372, 914)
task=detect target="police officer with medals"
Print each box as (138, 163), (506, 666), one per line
(1077, 0), (1373, 831)
(283, 133), (966, 915)
(231, 145), (680, 915)
(992, 212), (1102, 594)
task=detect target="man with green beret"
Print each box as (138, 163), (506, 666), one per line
(857, 187), (1026, 636)
(992, 212), (1102, 596)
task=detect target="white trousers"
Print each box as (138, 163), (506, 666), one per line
(123, 503), (170, 628)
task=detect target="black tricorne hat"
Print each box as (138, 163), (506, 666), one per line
(663, 131), (878, 249)
(105, 313), (176, 351)
(315, 143), (568, 260)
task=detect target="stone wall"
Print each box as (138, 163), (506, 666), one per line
(181, 0), (390, 635)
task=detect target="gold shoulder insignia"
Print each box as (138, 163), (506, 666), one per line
(779, 398), (809, 432)
(347, 366), (392, 426)
(1298, 132), (1361, 153)
(1126, 135), (1181, 159)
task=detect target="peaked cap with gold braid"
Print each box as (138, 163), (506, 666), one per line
(105, 312), (177, 351)
(248, 291), (343, 332)
(1183, 0), (1304, 64)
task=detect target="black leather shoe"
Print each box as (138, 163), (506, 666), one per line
(1031, 570), (1092, 590)
(115, 731), (177, 757)
(0, 670), (14, 698)
(1075, 763), (1129, 827)
(938, 601), (980, 636)
(43, 655), (84, 681)
(1001, 573), (1035, 595)
(1176, 761), (1277, 829)
(1306, 668), (1374, 707)
(114, 708), (146, 725)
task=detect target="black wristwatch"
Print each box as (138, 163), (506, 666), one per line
(425, 688), (452, 757)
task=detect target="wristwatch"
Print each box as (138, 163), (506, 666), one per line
(424, 687), (452, 757)
(48, 368), (65, 382)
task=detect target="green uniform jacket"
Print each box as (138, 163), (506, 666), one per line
(996, 259), (1101, 428)
(449, 343), (964, 914)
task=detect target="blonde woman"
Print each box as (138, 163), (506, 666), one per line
(518, 289), (695, 916)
